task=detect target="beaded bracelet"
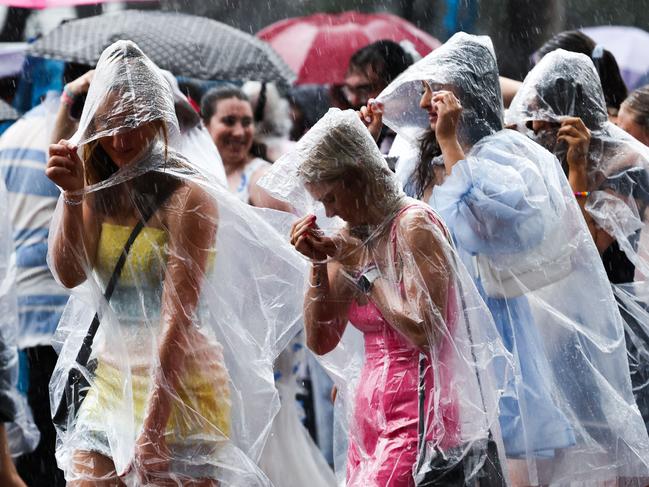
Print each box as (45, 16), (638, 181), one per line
(574, 191), (591, 198)
(63, 193), (83, 206)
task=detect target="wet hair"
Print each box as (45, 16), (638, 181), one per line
(348, 40), (414, 85)
(298, 114), (403, 217)
(287, 85), (331, 140)
(199, 84), (266, 159)
(412, 129), (441, 199)
(83, 120), (181, 216)
(534, 30), (627, 111)
(622, 85), (649, 130)
(200, 84), (250, 124)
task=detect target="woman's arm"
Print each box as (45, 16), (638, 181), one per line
(50, 70), (94, 144)
(368, 208), (449, 349)
(140, 184), (218, 442)
(560, 118), (615, 253)
(291, 216), (353, 355)
(303, 260), (352, 355)
(249, 166), (293, 212)
(46, 142), (100, 288)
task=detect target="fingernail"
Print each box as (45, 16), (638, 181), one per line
(365, 117), (372, 123)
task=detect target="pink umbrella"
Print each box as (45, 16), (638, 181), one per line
(258, 11), (440, 85)
(0, 0), (147, 8)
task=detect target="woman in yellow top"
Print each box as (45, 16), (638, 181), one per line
(46, 41), (303, 486)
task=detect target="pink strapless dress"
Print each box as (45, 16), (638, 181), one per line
(345, 205), (461, 487)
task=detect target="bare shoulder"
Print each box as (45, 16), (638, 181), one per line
(164, 179), (218, 228)
(396, 205), (447, 250)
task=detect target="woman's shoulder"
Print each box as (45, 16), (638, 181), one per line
(248, 157), (272, 173)
(394, 201), (449, 240)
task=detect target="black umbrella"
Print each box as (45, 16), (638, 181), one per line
(28, 10), (296, 85)
(0, 99), (20, 122)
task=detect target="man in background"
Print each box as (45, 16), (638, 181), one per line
(342, 40), (414, 153)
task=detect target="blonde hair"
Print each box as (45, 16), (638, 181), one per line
(297, 116), (402, 215)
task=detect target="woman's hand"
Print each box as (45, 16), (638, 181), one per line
(359, 99), (384, 142)
(558, 116), (591, 172)
(291, 215), (328, 261)
(46, 140), (85, 193)
(290, 216), (365, 269)
(432, 90), (463, 145)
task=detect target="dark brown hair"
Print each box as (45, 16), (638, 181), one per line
(534, 30), (627, 111)
(412, 128), (441, 199)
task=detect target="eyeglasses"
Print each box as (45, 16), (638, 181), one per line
(342, 82), (380, 104)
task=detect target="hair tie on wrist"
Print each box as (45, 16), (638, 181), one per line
(61, 87), (77, 107)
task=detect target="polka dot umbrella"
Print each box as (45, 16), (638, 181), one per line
(28, 10), (296, 85)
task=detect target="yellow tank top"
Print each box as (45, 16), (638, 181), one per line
(95, 222), (168, 285)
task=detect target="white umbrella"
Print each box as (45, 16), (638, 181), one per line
(582, 25), (649, 90)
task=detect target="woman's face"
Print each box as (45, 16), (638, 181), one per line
(205, 97), (254, 166)
(526, 119), (561, 151)
(98, 122), (159, 168)
(306, 178), (365, 226)
(617, 105), (649, 146)
(419, 82), (456, 131)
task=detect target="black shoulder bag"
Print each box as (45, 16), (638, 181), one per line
(52, 197), (165, 430)
(414, 282), (507, 486)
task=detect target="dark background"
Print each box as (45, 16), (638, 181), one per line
(0, 0), (646, 80)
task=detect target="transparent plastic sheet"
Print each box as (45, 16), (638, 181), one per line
(506, 48), (649, 442)
(612, 281), (649, 432)
(257, 332), (337, 487)
(160, 69), (227, 187)
(377, 32), (503, 149)
(47, 41), (306, 486)
(260, 108), (512, 487)
(0, 178), (40, 457)
(377, 33), (649, 484)
(506, 48), (649, 283)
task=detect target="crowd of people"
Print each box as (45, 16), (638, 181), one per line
(0, 22), (648, 487)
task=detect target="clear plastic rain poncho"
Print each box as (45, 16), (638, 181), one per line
(47, 40), (306, 486)
(377, 32), (649, 484)
(0, 178), (39, 457)
(506, 48), (649, 434)
(260, 108), (512, 487)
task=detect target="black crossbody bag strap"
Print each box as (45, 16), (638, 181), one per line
(53, 195), (168, 427)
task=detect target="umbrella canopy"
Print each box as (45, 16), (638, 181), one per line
(0, 43), (26, 78)
(28, 10), (295, 85)
(0, 99), (20, 122)
(582, 25), (649, 90)
(258, 11), (441, 85)
(0, 0), (150, 8)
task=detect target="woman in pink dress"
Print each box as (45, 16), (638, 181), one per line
(272, 108), (507, 486)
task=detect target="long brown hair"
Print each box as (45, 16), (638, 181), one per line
(82, 120), (181, 217)
(410, 128), (441, 200)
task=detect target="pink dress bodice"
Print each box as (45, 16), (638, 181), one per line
(345, 204), (460, 487)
